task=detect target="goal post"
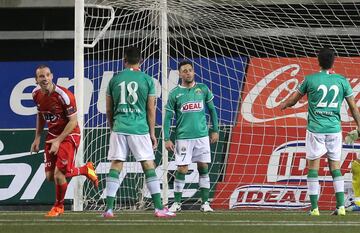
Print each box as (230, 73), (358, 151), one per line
(74, 0), (85, 211)
(75, 0), (360, 211)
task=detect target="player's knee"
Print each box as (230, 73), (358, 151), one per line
(177, 165), (188, 174)
(328, 160), (341, 171)
(53, 166), (66, 181)
(111, 160), (124, 171)
(45, 172), (54, 181)
(197, 163), (208, 173)
(141, 160), (155, 170)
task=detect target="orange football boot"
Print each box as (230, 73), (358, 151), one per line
(45, 206), (64, 217)
(86, 162), (99, 189)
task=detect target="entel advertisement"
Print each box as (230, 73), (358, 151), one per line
(1, 57), (246, 129)
(0, 57), (247, 204)
(212, 57), (360, 210)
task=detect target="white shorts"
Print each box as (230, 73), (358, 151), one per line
(305, 130), (342, 161)
(107, 132), (155, 162)
(174, 136), (211, 166)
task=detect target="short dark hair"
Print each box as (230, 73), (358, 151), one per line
(317, 47), (335, 70)
(124, 47), (141, 65)
(178, 60), (193, 71)
(35, 64), (51, 77)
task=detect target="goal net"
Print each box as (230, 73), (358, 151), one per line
(76, 0), (360, 211)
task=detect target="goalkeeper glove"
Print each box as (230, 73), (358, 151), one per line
(345, 129), (360, 144)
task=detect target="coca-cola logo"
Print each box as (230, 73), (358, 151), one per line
(240, 59), (360, 125)
(241, 64), (307, 123)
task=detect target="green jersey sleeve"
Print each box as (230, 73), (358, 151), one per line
(106, 78), (113, 96)
(165, 90), (176, 113)
(205, 85), (214, 102)
(343, 79), (354, 98)
(148, 76), (156, 96)
(297, 77), (308, 95)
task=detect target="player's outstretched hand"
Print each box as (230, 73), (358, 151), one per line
(345, 129), (359, 144)
(165, 140), (175, 152)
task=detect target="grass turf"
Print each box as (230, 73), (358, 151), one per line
(0, 210), (359, 233)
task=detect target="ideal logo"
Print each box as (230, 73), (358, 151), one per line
(267, 141), (358, 183)
(181, 101), (203, 113)
(229, 184), (310, 209)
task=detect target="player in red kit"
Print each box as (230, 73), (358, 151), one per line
(30, 65), (98, 217)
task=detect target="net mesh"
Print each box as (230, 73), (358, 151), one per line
(80, 0), (360, 210)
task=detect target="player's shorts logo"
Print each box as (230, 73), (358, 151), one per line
(179, 146), (187, 156)
(60, 159), (68, 165)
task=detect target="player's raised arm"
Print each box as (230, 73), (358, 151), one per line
(280, 91), (304, 110)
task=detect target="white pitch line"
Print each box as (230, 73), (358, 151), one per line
(0, 211), (332, 216)
(0, 222), (360, 226)
(1, 219), (360, 225)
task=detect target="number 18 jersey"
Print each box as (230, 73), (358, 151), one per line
(297, 70), (353, 133)
(106, 68), (156, 135)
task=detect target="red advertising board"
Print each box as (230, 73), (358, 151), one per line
(212, 57), (360, 210)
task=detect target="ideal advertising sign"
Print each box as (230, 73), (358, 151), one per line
(212, 57), (360, 210)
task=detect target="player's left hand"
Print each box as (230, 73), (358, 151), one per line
(150, 134), (158, 150)
(210, 132), (219, 144)
(345, 129), (359, 144)
(46, 138), (61, 155)
(279, 101), (287, 110)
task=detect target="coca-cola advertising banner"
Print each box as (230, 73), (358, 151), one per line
(240, 57), (360, 126)
(212, 57), (360, 210)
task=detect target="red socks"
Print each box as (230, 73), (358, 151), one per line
(65, 165), (87, 178)
(55, 183), (68, 207)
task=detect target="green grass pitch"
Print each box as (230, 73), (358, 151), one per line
(0, 210), (359, 233)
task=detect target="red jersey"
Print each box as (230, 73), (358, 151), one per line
(32, 85), (80, 137)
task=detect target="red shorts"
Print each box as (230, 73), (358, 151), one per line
(44, 134), (80, 173)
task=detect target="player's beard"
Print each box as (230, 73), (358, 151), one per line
(184, 77), (194, 84)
